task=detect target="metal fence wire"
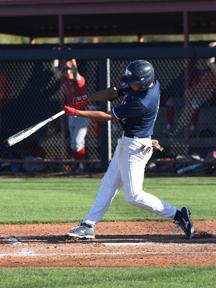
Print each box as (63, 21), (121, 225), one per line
(0, 47), (216, 175)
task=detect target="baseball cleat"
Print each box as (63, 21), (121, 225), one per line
(174, 206), (194, 239)
(65, 223), (95, 240)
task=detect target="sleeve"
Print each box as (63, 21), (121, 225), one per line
(77, 75), (86, 88)
(112, 100), (146, 120)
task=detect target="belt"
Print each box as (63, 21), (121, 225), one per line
(123, 132), (150, 139)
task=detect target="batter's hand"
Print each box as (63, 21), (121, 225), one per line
(116, 77), (131, 97)
(64, 105), (80, 116)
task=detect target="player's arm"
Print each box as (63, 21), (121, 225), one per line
(64, 105), (113, 121)
(73, 81), (130, 108)
(207, 42), (216, 73)
(71, 87), (118, 109)
(208, 42), (216, 64)
(52, 59), (63, 79)
(89, 80), (131, 102)
(88, 87), (118, 102)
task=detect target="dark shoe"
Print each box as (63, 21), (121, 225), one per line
(65, 223), (95, 239)
(174, 206), (194, 239)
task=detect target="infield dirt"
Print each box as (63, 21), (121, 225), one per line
(0, 221), (216, 267)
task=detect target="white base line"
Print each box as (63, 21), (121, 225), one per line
(103, 243), (181, 246)
(0, 250), (215, 258)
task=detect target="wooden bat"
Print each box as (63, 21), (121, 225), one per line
(5, 110), (65, 147)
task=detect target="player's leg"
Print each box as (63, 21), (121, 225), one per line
(120, 136), (194, 238)
(70, 117), (87, 155)
(69, 117), (88, 171)
(66, 138), (123, 239)
(120, 136), (176, 218)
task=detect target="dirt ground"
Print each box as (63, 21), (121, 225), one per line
(0, 221), (216, 267)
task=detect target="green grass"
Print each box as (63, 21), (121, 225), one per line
(0, 177), (216, 287)
(0, 267), (216, 288)
(0, 177), (215, 223)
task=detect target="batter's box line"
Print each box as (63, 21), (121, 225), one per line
(0, 235), (66, 244)
(0, 249), (216, 258)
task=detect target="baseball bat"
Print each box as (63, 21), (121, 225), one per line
(5, 110), (65, 147)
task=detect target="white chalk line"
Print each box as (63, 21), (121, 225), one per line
(104, 242), (188, 246)
(0, 249), (215, 258)
(1, 237), (215, 258)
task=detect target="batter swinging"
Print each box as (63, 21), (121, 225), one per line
(64, 59), (194, 240)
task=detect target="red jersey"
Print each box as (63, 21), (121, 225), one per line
(63, 75), (88, 110)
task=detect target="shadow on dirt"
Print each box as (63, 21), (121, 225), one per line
(0, 231), (215, 245)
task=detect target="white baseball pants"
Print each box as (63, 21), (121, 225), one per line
(84, 136), (177, 226)
(68, 116), (88, 151)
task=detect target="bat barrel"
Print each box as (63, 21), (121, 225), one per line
(4, 110), (65, 147)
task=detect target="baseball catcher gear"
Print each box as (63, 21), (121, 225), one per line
(123, 60), (155, 90)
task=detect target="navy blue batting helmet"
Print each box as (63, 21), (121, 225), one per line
(122, 60), (155, 90)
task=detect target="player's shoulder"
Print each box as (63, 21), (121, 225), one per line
(147, 80), (160, 95)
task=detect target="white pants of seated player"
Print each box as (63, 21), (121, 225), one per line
(68, 116), (88, 151)
(84, 136), (177, 227)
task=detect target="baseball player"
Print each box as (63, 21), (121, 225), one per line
(54, 59), (88, 171)
(64, 59), (194, 240)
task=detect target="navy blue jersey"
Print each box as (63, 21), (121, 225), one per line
(112, 80), (160, 138)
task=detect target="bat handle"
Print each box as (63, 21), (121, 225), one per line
(50, 110), (65, 121)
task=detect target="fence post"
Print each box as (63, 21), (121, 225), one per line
(98, 59), (112, 171)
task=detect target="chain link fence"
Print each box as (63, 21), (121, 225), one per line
(0, 46), (215, 175)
